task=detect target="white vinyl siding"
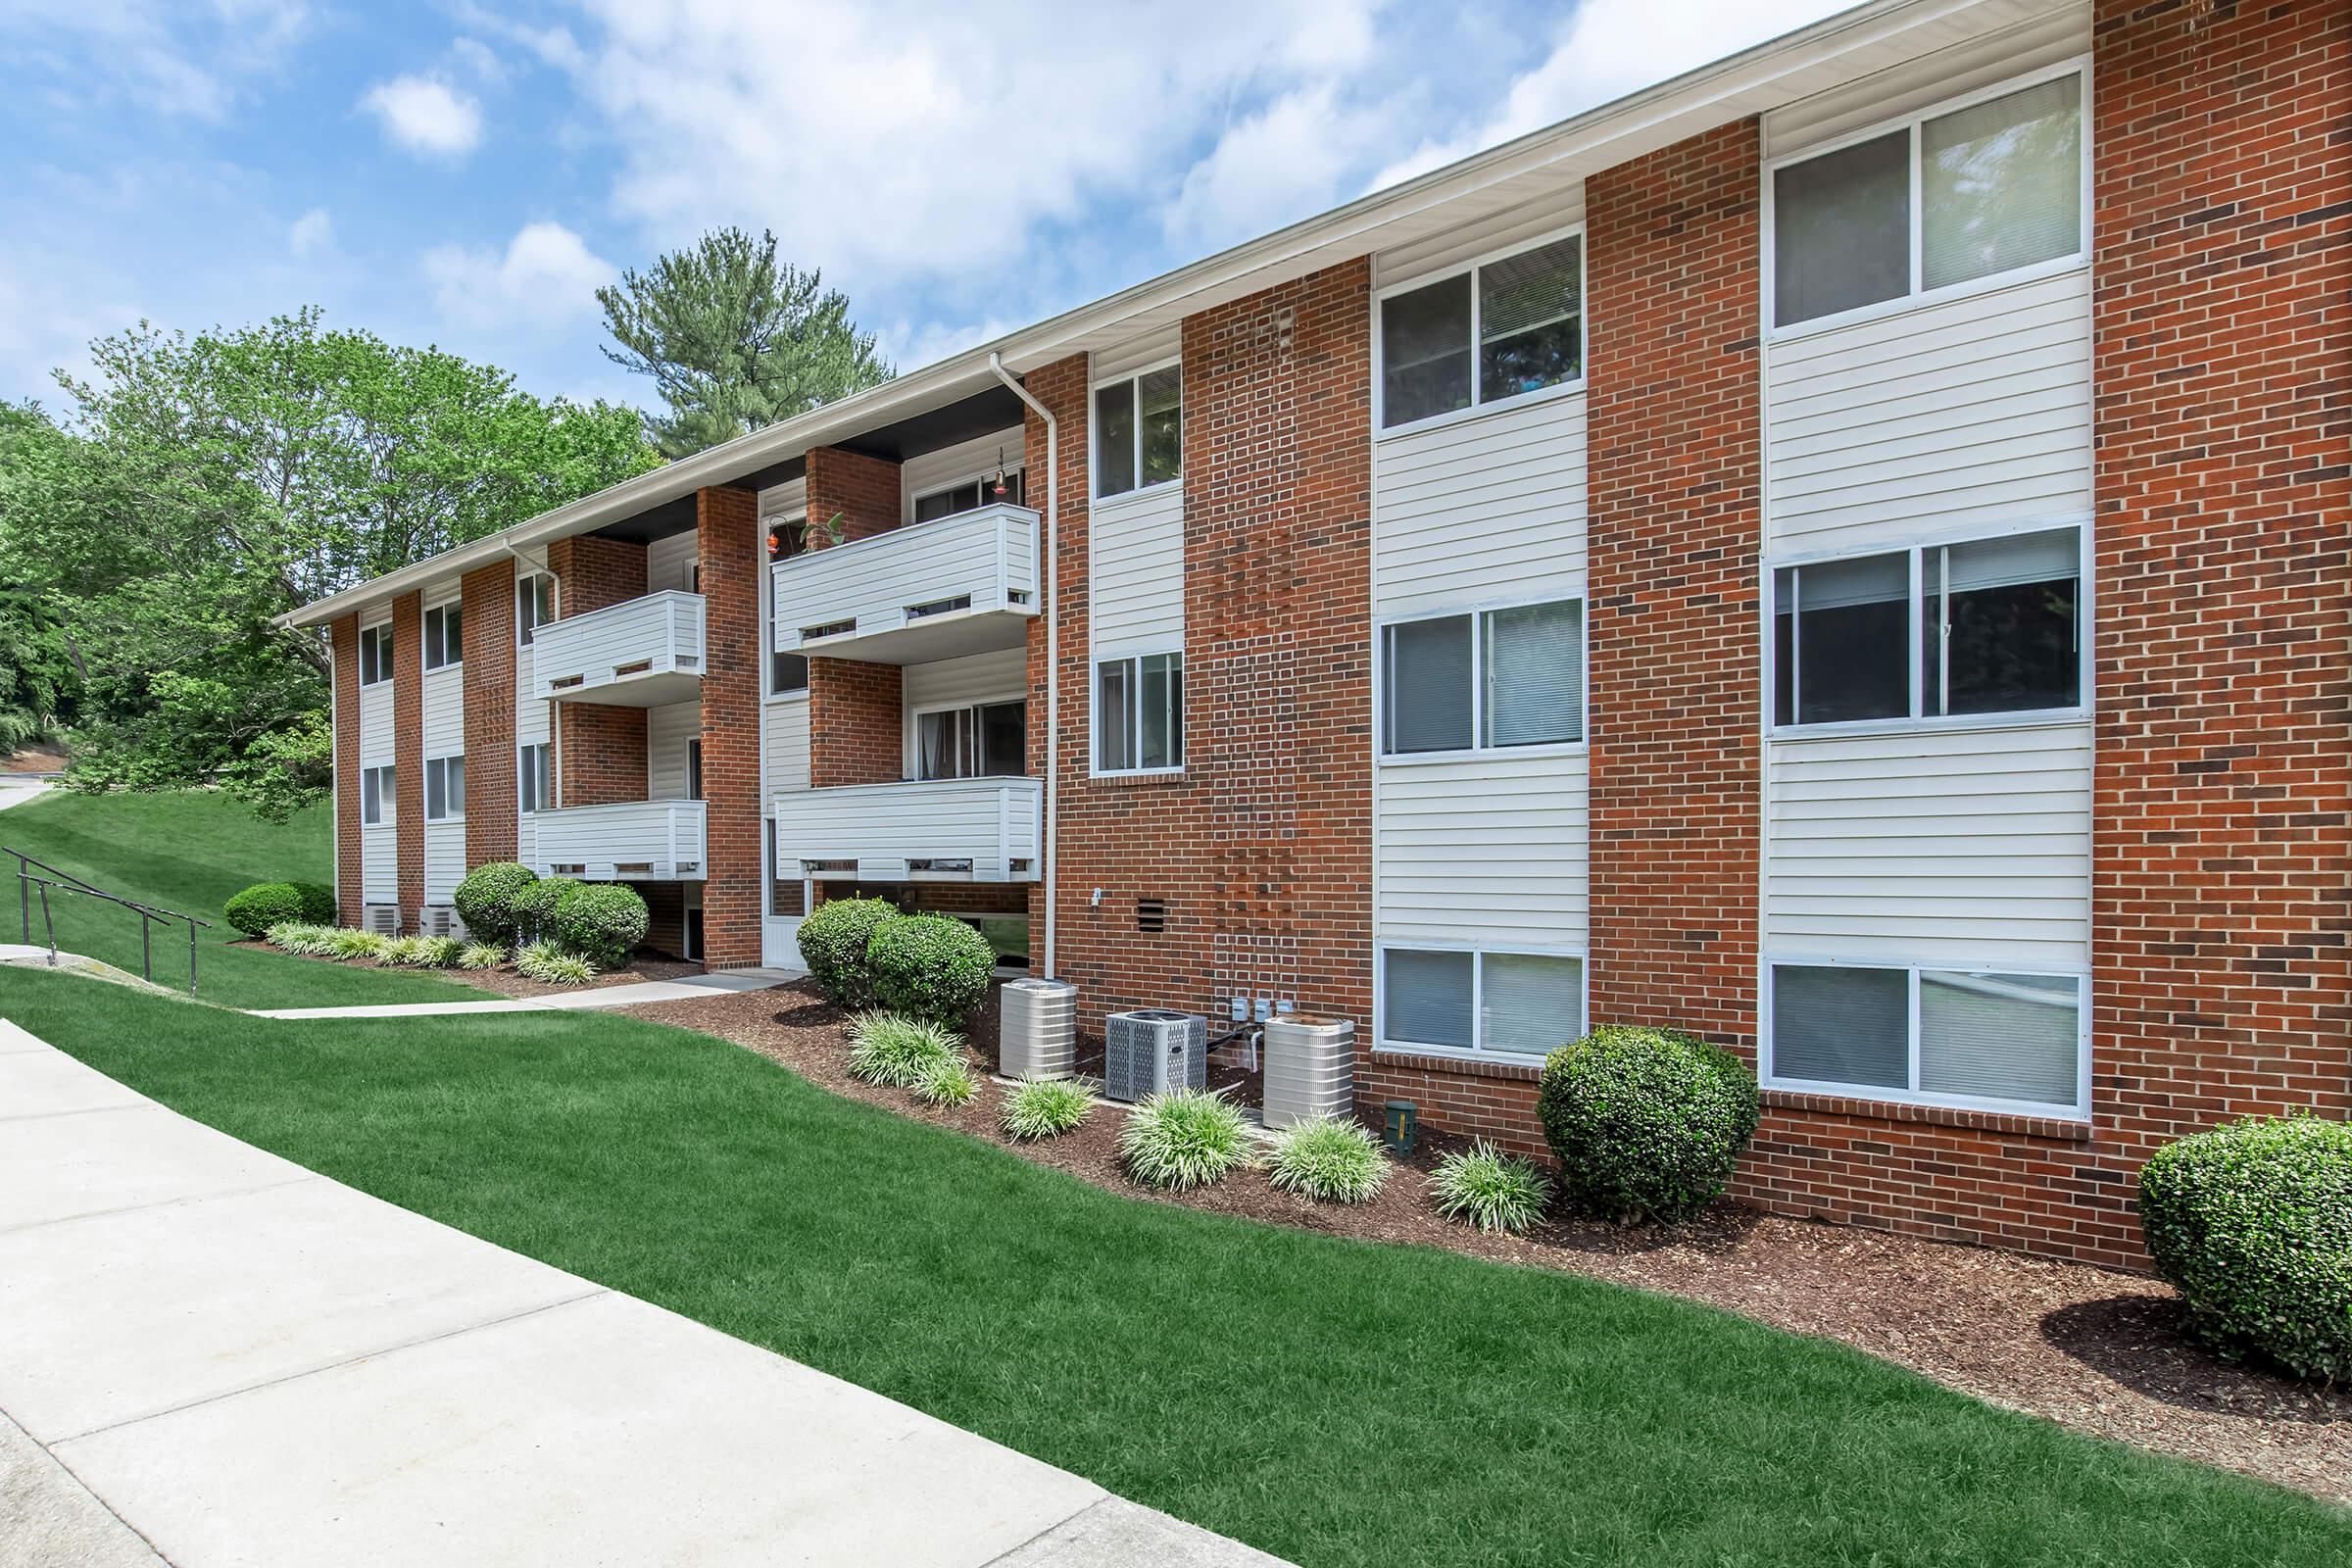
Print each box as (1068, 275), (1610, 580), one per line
(1089, 481), (1184, 652)
(1376, 752), (1588, 951)
(900, 426), (1026, 524)
(424, 824), (465, 903)
(1372, 390), (1586, 619)
(763, 698), (809, 801)
(1764, 267), (2091, 555)
(648, 531), (699, 595)
(1765, 720), (2091, 970)
(1090, 324), (1180, 386)
(648, 701), (701, 801)
(1375, 180), (1585, 294)
(356, 640), (396, 902)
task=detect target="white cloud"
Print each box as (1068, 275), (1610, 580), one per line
(287, 207), (334, 257)
(360, 74), (483, 159)
(1371, 0), (1848, 190)
(1, 0), (308, 119)
(1164, 83), (1388, 252)
(871, 314), (1022, 375)
(423, 221), (615, 330)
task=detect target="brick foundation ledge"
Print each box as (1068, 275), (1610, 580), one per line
(1759, 1088), (2093, 1144)
(1368, 1048), (1544, 1083)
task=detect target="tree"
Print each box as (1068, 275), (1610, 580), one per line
(0, 309), (660, 817)
(598, 226), (891, 459)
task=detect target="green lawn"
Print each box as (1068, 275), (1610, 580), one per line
(4, 966), (2343, 1568)
(0, 789), (485, 1006)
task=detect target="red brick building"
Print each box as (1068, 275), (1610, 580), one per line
(287, 0), (2348, 1268)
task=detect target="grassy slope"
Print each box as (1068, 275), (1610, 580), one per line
(0, 790), (484, 1006)
(5, 967), (2343, 1568)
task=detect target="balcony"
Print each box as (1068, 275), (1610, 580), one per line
(531, 591), (705, 707)
(770, 776), (1042, 883)
(530, 799), (707, 882)
(772, 504), (1038, 664)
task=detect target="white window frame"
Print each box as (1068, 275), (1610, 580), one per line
(1372, 222), (1589, 437)
(1760, 57), (2093, 341)
(360, 763), (395, 826)
(1762, 516), (2092, 740)
(1375, 593), (1589, 764)
(517, 742), (555, 816)
(421, 600), (463, 672)
(357, 623), (393, 687)
(1759, 954), (2091, 1120)
(516, 571), (558, 648)
(423, 753), (466, 822)
(1090, 644), (1185, 777)
(1090, 359), (1183, 503)
(1373, 943), (1591, 1063)
(761, 512), (810, 704)
(906, 694), (1027, 782)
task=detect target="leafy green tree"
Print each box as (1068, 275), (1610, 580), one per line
(0, 309), (659, 816)
(598, 225), (891, 459)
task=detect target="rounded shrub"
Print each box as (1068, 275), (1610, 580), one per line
(1118, 1089), (1251, 1191)
(454, 861), (538, 946)
(796, 897), (901, 1006)
(554, 882), (649, 969)
(510, 876), (578, 946)
(867, 914), (995, 1025)
(2139, 1115), (2352, 1383)
(1267, 1116), (1391, 1204)
(223, 882), (306, 939)
(288, 881), (336, 925)
(1537, 1025), (1759, 1224)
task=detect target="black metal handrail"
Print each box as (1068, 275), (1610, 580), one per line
(6, 848), (212, 996)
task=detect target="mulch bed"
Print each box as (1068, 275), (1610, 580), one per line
(622, 978), (2351, 1505)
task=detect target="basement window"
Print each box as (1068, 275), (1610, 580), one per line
(1380, 947), (1585, 1059)
(1766, 960), (2085, 1117)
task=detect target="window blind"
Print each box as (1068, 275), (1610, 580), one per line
(1943, 527), (2079, 593)
(1480, 954), (1583, 1055)
(1922, 74), (2082, 291)
(1385, 949), (1473, 1050)
(1771, 964), (1908, 1089)
(1920, 970), (2080, 1106)
(1479, 237), (1582, 347)
(1386, 615), (1473, 753)
(1774, 129), (1909, 326)
(1484, 601), (1583, 747)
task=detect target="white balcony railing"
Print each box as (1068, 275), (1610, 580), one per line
(771, 504), (1038, 664)
(530, 590), (705, 707)
(770, 776), (1042, 883)
(530, 799), (707, 882)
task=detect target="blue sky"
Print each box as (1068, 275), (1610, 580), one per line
(1, 0), (1844, 416)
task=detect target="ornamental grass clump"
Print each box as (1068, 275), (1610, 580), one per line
(409, 935), (465, 967)
(265, 921), (336, 956)
(1267, 1115), (1392, 1204)
(845, 1010), (959, 1089)
(455, 941), (509, 970)
(1118, 1089), (1251, 1192)
(379, 935), (429, 966)
(1429, 1141), (1552, 1235)
(1000, 1077), (1093, 1142)
(515, 941), (597, 986)
(327, 927), (388, 960)
(1538, 1025), (1759, 1224)
(914, 1053), (980, 1108)
(2139, 1114), (2352, 1384)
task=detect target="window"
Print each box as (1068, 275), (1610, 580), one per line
(358, 624), (393, 686)
(516, 572), (557, 647)
(914, 468), (1024, 523)
(517, 743), (555, 814)
(421, 602), (463, 671)
(423, 755), (466, 821)
(1384, 599), (1583, 756)
(360, 764), (395, 825)
(770, 650), (808, 698)
(686, 738), (703, 802)
(1773, 526), (2081, 728)
(1380, 234), (1584, 428)
(1769, 961), (2084, 1114)
(1095, 651), (1183, 772)
(1382, 948), (1586, 1058)
(1093, 365), (1182, 499)
(1772, 71), (2084, 328)
(915, 701), (1026, 780)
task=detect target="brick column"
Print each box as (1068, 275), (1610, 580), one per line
(802, 444), (906, 797)
(331, 615), (362, 926)
(546, 534), (649, 807)
(461, 558), (517, 867)
(697, 485), (764, 966)
(2089, 0), (2352, 1156)
(391, 591), (425, 928)
(1585, 119), (1765, 1050)
(804, 446), (903, 543)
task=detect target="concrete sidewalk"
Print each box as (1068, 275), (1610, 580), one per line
(0, 1018), (1289, 1567)
(247, 966), (795, 1019)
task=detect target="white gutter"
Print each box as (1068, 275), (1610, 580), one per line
(988, 353), (1059, 979)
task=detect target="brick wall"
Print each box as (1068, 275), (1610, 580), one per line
(808, 661), (903, 788)
(805, 446), (902, 543)
(391, 592), (425, 927)
(1022, 260), (1375, 1038)
(460, 558), (517, 867)
(331, 615), (361, 925)
(697, 485), (765, 966)
(547, 534), (649, 808)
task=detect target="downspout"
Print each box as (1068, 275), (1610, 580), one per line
(989, 353), (1058, 978)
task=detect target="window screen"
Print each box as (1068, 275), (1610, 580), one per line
(1922, 75), (2082, 291)
(1096, 659), (1134, 772)
(1479, 236), (1582, 402)
(1381, 273), (1473, 427)
(1139, 367), (1183, 487)
(771, 650), (808, 697)
(1139, 654), (1180, 770)
(423, 604), (462, 670)
(1484, 601), (1583, 747)
(1481, 954), (1584, 1056)
(1775, 552), (1909, 724)
(1095, 380), (1138, 498)
(1384, 949), (1474, 1050)
(1920, 969), (2080, 1105)
(1385, 614), (1473, 753)
(517, 744), (553, 814)
(1774, 130), (1910, 326)
(1771, 963), (1908, 1090)
(1931, 527), (2080, 716)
